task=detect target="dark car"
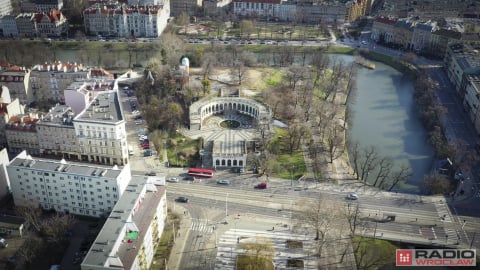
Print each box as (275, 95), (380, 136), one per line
(134, 115), (143, 120)
(144, 149), (152, 156)
(145, 172), (156, 176)
(176, 196), (189, 203)
(254, 182), (267, 189)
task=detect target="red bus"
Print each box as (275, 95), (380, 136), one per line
(187, 168), (214, 178)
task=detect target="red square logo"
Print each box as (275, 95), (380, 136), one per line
(396, 249), (413, 266)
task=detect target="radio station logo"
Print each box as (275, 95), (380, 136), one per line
(396, 249), (476, 267)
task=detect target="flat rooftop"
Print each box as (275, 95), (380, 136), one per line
(81, 176), (166, 269)
(39, 104), (75, 127)
(8, 157), (123, 179)
(75, 90), (124, 124)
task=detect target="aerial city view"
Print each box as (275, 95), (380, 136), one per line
(0, 0), (480, 269)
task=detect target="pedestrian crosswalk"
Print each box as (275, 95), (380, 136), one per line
(215, 229), (318, 270)
(444, 228), (460, 244)
(435, 202), (453, 223)
(191, 219), (214, 233)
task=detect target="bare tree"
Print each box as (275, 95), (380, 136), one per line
(348, 140), (361, 179)
(15, 206), (42, 232)
(201, 52), (217, 80)
(325, 123), (344, 163)
(39, 213), (76, 245)
(359, 146), (379, 183)
(230, 60), (248, 85)
(386, 164), (412, 191)
(372, 157), (393, 187)
(422, 173), (453, 195)
(295, 197), (341, 258)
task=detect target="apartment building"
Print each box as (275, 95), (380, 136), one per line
(0, 15), (18, 37)
(32, 9), (68, 37)
(30, 61), (88, 103)
(81, 175), (166, 270)
(7, 151), (131, 217)
(0, 98), (25, 148)
(31, 0), (64, 13)
(428, 29), (462, 59)
(444, 43), (480, 94)
(5, 114), (40, 155)
(15, 13), (35, 37)
(83, 2), (170, 38)
(74, 90), (128, 166)
(0, 66), (32, 105)
(36, 105), (78, 159)
(232, 0), (281, 18)
(0, 148), (10, 202)
(392, 19), (414, 50)
(0, 0), (13, 16)
(371, 17), (396, 44)
(170, 0), (202, 16)
(411, 21), (438, 53)
(203, 0), (232, 17)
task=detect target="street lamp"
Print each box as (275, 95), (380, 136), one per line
(290, 165), (295, 186)
(225, 193), (229, 221)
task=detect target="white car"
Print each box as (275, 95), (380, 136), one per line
(135, 120), (144, 125)
(167, 177), (179, 183)
(217, 179), (230, 185)
(346, 193), (359, 200)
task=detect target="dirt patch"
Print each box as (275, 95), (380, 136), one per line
(286, 239), (303, 249)
(190, 67), (277, 95)
(287, 259), (304, 267)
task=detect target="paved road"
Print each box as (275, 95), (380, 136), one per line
(166, 181), (477, 248)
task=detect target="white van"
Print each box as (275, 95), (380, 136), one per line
(128, 145), (134, 156)
(0, 238), (8, 248)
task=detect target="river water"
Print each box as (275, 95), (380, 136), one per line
(337, 55), (434, 193)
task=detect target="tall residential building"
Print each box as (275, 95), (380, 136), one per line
(15, 13), (35, 38)
(5, 114), (40, 155)
(0, 0), (13, 16)
(6, 150), (132, 217)
(81, 175), (166, 269)
(0, 15), (18, 37)
(0, 65), (32, 105)
(32, 9), (68, 37)
(0, 148), (10, 202)
(83, 2), (170, 38)
(36, 105), (78, 159)
(0, 94), (26, 148)
(170, 0), (202, 16)
(32, 0), (64, 13)
(74, 90), (129, 166)
(30, 61), (88, 103)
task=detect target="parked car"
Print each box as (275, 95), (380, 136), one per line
(134, 115), (143, 120)
(144, 149), (152, 156)
(141, 143), (150, 148)
(0, 238), (8, 248)
(254, 182), (267, 189)
(145, 172), (156, 176)
(167, 177), (179, 183)
(346, 192), (359, 200)
(217, 179), (230, 185)
(135, 120), (143, 125)
(176, 196), (189, 203)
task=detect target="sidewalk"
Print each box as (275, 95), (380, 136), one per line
(167, 205), (192, 270)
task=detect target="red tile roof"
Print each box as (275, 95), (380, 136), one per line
(374, 17), (397, 25)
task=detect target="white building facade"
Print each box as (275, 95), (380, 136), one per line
(0, 15), (18, 37)
(83, 2), (170, 38)
(81, 176), (167, 270)
(6, 151), (131, 217)
(74, 91), (129, 166)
